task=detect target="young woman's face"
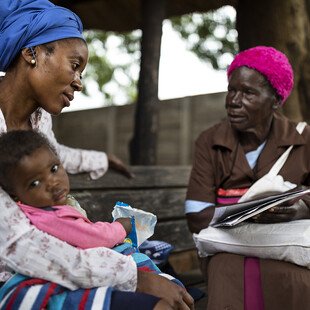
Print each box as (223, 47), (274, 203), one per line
(10, 146), (70, 207)
(225, 66), (279, 134)
(30, 38), (88, 115)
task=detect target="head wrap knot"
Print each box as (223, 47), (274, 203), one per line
(227, 46), (294, 104)
(0, 0), (84, 72)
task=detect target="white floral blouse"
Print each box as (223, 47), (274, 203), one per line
(0, 108), (137, 291)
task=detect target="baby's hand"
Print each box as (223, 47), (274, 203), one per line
(115, 217), (132, 234)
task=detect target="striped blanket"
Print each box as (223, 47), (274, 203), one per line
(0, 243), (182, 309)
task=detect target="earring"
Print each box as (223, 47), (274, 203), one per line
(30, 47), (36, 65)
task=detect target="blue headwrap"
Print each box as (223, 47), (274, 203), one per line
(0, 0), (85, 71)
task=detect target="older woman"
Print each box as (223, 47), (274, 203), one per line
(186, 46), (310, 309)
(0, 1), (193, 309)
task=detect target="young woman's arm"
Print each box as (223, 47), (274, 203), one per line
(37, 110), (132, 179)
(36, 110), (108, 179)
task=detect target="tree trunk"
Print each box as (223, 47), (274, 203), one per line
(130, 0), (166, 165)
(236, 0), (308, 122)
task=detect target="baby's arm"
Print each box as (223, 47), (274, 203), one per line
(20, 204), (131, 249)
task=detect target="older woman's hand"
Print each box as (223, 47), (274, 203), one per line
(252, 199), (310, 223)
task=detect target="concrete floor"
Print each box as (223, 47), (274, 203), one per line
(180, 269), (208, 309)
(191, 283), (207, 310)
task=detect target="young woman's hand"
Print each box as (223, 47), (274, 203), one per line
(107, 154), (134, 178)
(136, 271), (194, 310)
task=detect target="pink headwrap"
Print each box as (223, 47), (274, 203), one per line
(227, 46), (294, 104)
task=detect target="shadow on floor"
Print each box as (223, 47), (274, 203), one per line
(161, 262), (208, 309)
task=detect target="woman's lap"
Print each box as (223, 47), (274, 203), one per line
(260, 258), (310, 310)
(206, 253), (244, 310)
(204, 253), (310, 310)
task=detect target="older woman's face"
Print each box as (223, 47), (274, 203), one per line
(29, 38), (88, 115)
(225, 66), (278, 134)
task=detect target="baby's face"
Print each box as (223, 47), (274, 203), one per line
(11, 146), (70, 207)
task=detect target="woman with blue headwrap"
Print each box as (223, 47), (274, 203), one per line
(0, 1), (193, 309)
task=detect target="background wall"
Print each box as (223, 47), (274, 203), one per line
(52, 92), (227, 165)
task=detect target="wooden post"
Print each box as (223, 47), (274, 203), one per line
(130, 0), (166, 165)
(180, 98), (191, 165)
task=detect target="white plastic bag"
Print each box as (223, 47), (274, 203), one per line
(112, 201), (157, 246)
(193, 220), (310, 269)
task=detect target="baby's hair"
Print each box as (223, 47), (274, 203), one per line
(0, 130), (57, 192)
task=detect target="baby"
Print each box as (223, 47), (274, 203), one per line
(0, 130), (132, 249)
(0, 130), (186, 308)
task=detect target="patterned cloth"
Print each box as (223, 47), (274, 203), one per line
(0, 275), (113, 310)
(0, 243), (183, 309)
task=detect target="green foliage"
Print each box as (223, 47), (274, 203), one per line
(171, 6), (238, 70)
(82, 6), (237, 105)
(82, 31), (113, 98)
(82, 30), (141, 105)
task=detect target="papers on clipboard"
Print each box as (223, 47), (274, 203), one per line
(212, 187), (310, 228)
